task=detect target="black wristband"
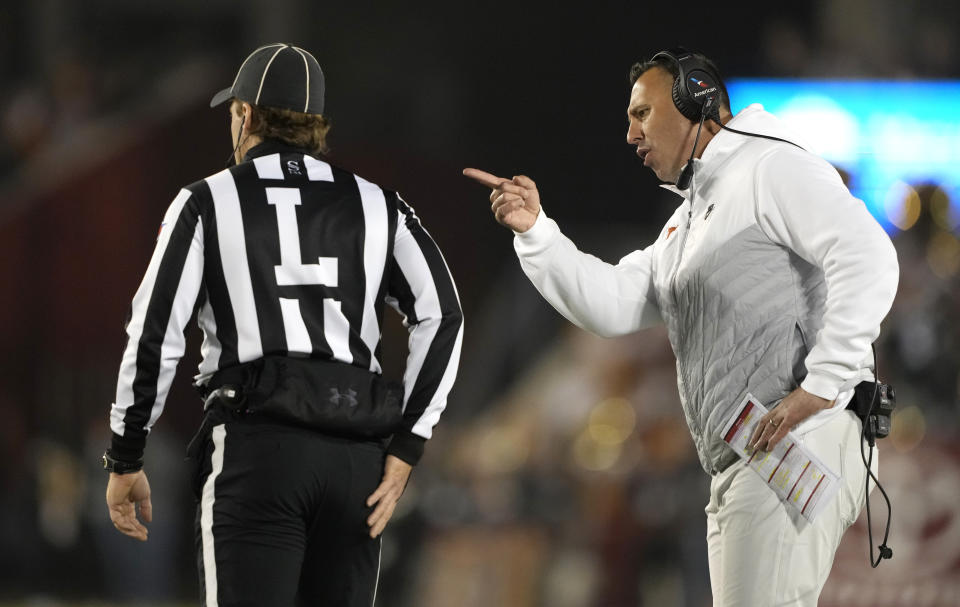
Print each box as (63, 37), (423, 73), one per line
(110, 431), (146, 463)
(386, 430), (426, 466)
(102, 450), (144, 474)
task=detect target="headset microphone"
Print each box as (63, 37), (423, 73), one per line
(676, 162), (694, 191)
(676, 96), (714, 190)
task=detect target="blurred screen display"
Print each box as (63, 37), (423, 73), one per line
(726, 79), (960, 233)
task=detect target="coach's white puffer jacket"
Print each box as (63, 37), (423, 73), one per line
(514, 104), (899, 474)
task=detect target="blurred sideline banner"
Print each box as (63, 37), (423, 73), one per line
(726, 79), (960, 234)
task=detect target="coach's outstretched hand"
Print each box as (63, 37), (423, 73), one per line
(106, 470), (152, 541)
(366, 454), (413, 538)
(463, 168), (541, 233)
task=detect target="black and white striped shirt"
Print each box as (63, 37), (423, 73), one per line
(109, 140), (463, 462)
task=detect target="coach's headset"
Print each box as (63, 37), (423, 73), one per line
(651, 47), (723, 124)
(652, 47), (895, 567)
(650, 47), (802, 190)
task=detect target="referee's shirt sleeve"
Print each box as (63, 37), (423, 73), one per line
(385, 196), (463, 465)
(108, 188), (205, 462)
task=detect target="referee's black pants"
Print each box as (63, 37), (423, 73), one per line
(192, 419), (385, 606)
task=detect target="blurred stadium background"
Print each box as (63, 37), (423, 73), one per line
(0, 0), (957, 605)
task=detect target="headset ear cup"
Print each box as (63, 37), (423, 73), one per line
(685, 69), (721, 120)
(652, 48), (719, 122)
(672, 76), (700, 121)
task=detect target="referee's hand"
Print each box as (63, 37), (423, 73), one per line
(106, 470), (152, 541)
(463, 168), (541, 233)
(366, 455), (412, 538)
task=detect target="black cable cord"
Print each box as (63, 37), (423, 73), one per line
(676, 98), (715, 190)
(719, 123), (806, 151)
(860, 343), (894, 566)
(225, 114), (249, 168)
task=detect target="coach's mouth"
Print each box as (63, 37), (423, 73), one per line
(636, 147), (651, 166)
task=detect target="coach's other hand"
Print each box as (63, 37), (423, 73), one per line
(463, 168), (541, 233)
(106, 470), (152, 541)
(366, 454), (413, 538)
(748, 387), (834, 453)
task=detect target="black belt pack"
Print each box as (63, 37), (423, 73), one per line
(201, 355), (404, 440)
(847, 379), (896, 442)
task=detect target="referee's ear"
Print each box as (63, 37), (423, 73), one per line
(240, 102), (254, 132)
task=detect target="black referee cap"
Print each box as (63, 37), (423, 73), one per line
(210, 43), (325, 114)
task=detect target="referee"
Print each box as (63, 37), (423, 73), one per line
(103, 43), (463, 606)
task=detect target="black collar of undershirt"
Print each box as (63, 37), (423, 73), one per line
(243, 139), (313, 161)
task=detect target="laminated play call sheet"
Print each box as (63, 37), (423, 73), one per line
(720, 394), (840, 523)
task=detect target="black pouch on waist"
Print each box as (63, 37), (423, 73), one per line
(205, 355), (404, 440)
(847, 379), (896, 441)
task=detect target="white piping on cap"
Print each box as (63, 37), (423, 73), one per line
(256, 45), (288, 105)
(232, 43), (285, 93)
(291, 46), (312, 112)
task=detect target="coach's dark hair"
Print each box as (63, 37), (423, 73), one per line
(628, 52), (731, 117)
(234, 100), (331, 155)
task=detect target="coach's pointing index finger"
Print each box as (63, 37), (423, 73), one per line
(463, 168), (508, 189)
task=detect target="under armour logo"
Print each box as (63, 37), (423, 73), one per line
(328, 388), (359, 408)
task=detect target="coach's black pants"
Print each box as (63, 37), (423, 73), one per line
(192, 419), (385, 606)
